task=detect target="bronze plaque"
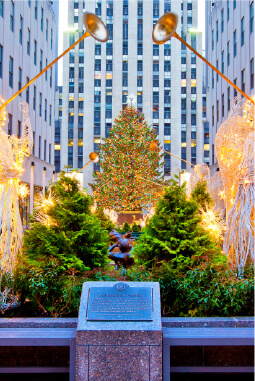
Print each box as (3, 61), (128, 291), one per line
(86, 283), (153, 321)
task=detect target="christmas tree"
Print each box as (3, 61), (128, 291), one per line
(91, 106), (164, 212)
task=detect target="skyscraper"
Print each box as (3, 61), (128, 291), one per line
(0, 0), (57, 225)
(205, 0), (254, 172)
(57, 0), (204, 190)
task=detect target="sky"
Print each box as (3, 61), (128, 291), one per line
(58, 0), (205, 85)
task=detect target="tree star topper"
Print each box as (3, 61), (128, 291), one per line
(126, 93), (137, 107)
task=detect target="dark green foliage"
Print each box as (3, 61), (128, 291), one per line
(17, 172), (109, 316)
(94, 206), (115, 232)
(191, 180), (214, 210)
(145, 258), (254, 317)
(134, 179), (220, 267)
(121, 221), (131, 233)
(131, 222), (140, 232)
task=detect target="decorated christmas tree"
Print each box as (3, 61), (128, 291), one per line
(91, 106), (164, 211)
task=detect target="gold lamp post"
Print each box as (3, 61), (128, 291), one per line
(152, 12), (254, 104)
(0, 12), (109, 110)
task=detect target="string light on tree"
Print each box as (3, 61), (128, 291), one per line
(91, 106), (165, 212)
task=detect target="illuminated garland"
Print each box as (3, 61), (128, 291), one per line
(91, 106), (165, 211)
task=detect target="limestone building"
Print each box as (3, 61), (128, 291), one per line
(57, 0), (204, 190)
(205, 0), (254, 171)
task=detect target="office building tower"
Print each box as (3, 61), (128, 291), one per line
(57, 0), (204, 190)
(0, 0), (57, 225)
(205, 0), (254, 172)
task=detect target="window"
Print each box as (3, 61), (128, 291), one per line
(241, 69), (245, 94)
(122, 72), (128, 86)
(164, 44), (171, 56)
(228, 87), (230, 111)
(153, 0), (159, 17)
(49, 144), (51, 164)
(46, 18), (48, 41)
(95, 1), (101, 16)
(107, 2), (113, 17)
(153, 92), (159, 103)
(216, 60), (219, 81)
(165, 0), (171, 12)
(95, 59), (101, 71)
(138, 1), (143, 15)
(217, 100), (219, 122)
(35, 0), (37, 19)
(39, 93), (42, 116)
(212, 106), (214, 126)
(123, 41), (128, 55)
(187, 3), (192, 10)
(165, 78), (171, 87)
(17, 120), (21, 139)
(41, 7), (44, 31)
(221, 51), (224, 74)
(32, 132), (35, 155)
(251, 58), (254, 89)
(153, 45), (159, 56)
(153, 105), (159, 119)
(26, 77), (29, 103)
(45, 59), (48, 80)
(212, 69), (214, 89)
(69, 52), (75, 64)
(74, 15), (78, 24)
(50, 67), (52, 87)
(40, 50), (43, 71)
(212, 29), (214, 50)
(106, 43), (112, 55)
(123, 0), (128, 15)
(153, 75), (159, 87)
(122, 60), (128, 71)
(250, 1), (254, 33)
(19, 16), (23, 44)
(137, 42), (143, 55)
(33, 86), (36, 110)
(51, 29), (53, 49)
(221, 9), (224, 32)
(137, 75), (143, 87)
(49, 105), (52, 126)
(181, 99), (186, 110)
(10, 1), (14, 32)
(18, 67), (22, 92)
(216, 20), (218, 42)
(27, 28), (30, 55)
(227, 0), (229, 21)
(79, 52), (84, 63)
(164, 107), (170, 119)
(241, 17), (244, 46)
(9, 56), (13, 88)
(187, 16), (192, 25)
(233, 0), (236, 9)
(44, 140), (46, 161)
(138, 60), (143, 71)
(137, 92), (142, 104)
(39, 136), (41, 158)
(164, 61), (170, 72)
(106, 60), (112, 71)
(107, 23), (113, 40)
(164, 123), (171, 135)
(222, 93), (224, 117)
(0, 0), (3, 17)
(191, 68), (196, 79)
(34, 40), (37, 65)
(8, 114), (12, 135)
(227, 41), (230, 66)
(234, 30), (237, 57)
(0, 45), (2, 79)
(191, 35), (196, 50)
(123, 20), (128, 39)
(44, 99), (47, 121)
(234, 78), (237, 98)
(138, 20), (143, 40)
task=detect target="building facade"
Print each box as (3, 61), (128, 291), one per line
(0, 0), (57, 225)
(57, 0), (204, 190)
(205, 0), (254, 171)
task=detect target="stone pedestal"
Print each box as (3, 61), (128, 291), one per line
(76, 281), (162, 381)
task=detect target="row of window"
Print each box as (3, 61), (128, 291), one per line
(212, 58), (254, 91)
(0, 0), (53, 45)
(212, 2), (254, 51)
